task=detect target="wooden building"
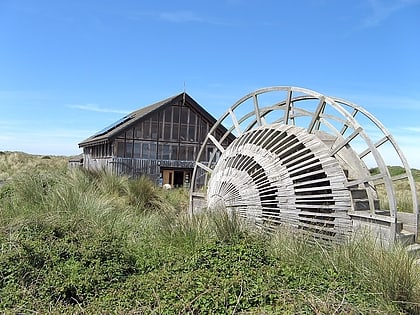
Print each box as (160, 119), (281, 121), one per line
(79, 92), (234, 188)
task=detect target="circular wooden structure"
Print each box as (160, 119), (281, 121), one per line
(190, 86), (418, 243)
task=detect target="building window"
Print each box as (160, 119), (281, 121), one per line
(164, 122), (171, 140)
(142, 143), (149, 159)
(171, 145), (179, 160)
(179, 146), (186, 160)
(180, 107), (188, 124)
(151, 121), (158, 139)
(187, 146), (195, 161)
(143, 120), (151, 139)
(158, 144), (171, 160)
(126, 128), (134, 139)
(178, 145), (196, 161)
(134, 141), (141, 158)
(173, 106), (180, 124)
(150, 143), (157, 159)
(189, 111), (197, 126)
(180, 123), (188, 141)
(172, 123), (179, 141)
(135, 125), (142, 138)
(164, 107), (172, 123)
(125, 141), (133, 158)
(117, 141), (125, 157)
(189, 125), (196, 142)
(199, 119), (209, 142)
(207, 147), (214, 161)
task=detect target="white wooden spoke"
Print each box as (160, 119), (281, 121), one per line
(229, 108), (242, 136)
(196, 161), (213, 173)
(253, 94), (263, 126)
(317, 118), (342, 138)
(345, 173), (384, 188)
(359, 135), (390, 158)
(207, 134), (225, 154)
(340, 108), (358, 135)
(330, 127), (362, 156)
(189, 86), (418, 244)
(307, 97), (325, 133)
(283, 89), (293, 125)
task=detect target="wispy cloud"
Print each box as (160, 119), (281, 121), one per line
(335, 92), (420, 111)
(125, 10), (229, 26)
(160, 11), (203, 23)
(401, 126), (420, 133)
(0, 125), (86, 155)
(0, 134), (13, 141)
(362, 0), (420, 28)
(159, 10), (227, 25)
(68, 104), (130, 114)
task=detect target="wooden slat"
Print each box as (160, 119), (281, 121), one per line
(196, 161), (213, 173)
(340, 108), (358, 135)
(307, 97), (325, 133)
(359, 135), (389, 158)
(283, 89), (293, 124)
(208, 134), (225, 153)
(253, 94), (262, 126)
(345, 173), (384, 187)
(192, 192), (206, 198)
(229, 108), (242, 136)
(330, 127), (362, 156)
(392, 173), (409, 181)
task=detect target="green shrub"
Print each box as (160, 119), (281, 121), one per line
(1, 161), (419, 314)
(126, 176), (172, 213)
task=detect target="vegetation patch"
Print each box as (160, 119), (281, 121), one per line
(0, 154), (419, 314)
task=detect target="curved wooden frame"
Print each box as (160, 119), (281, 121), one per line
(189, 86), (418, 242)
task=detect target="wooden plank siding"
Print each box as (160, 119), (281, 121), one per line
(84, 156), (193, 178)
(83, 155), (210, 187)
(79, 93), (235, 188)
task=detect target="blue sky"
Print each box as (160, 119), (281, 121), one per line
(0, 0), (419, 168)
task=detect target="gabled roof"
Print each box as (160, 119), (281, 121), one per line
(79, 92), (224, 147)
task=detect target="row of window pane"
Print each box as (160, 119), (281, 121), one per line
(163, 106), (197, 125)
(123, 120), (210, 143)
(85, 144), (112, 158)
(116, 140), (217, 161)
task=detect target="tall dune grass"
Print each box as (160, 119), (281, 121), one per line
(0, 161), (419, 313)
(0, 151), (68, 181)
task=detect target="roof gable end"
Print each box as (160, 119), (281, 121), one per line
(79, 92), (211, 147)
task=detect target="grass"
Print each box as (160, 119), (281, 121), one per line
(373, 179), (419, 213)
(0, 154), (419, 314)
(370, 165), (420, 182)
(0, 151), (68, 181)
(368, 166), (420, 213)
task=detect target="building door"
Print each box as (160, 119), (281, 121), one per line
(161, 168), (192, 188)
(174, 171), (184, 187)
(162, 170), (174, 187)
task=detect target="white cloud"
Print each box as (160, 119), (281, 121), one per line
(387, 127), (420, 169)
(1, 139), (82, 157)
(0, 127), (88, 156)
(125, 10), (229, 25)
(402, 126), (420, 133)
(0, 135), (13, 141)
(159, 10), (227, 25)
(68, 104), (130, 114)
(160, 11), (203, 23)
(362, 0), (420, 28)
(334, 92), (420, 111)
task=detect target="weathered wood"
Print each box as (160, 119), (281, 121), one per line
(190, 86), (419, 245)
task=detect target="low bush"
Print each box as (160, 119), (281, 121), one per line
(0, 166), (419, 314)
